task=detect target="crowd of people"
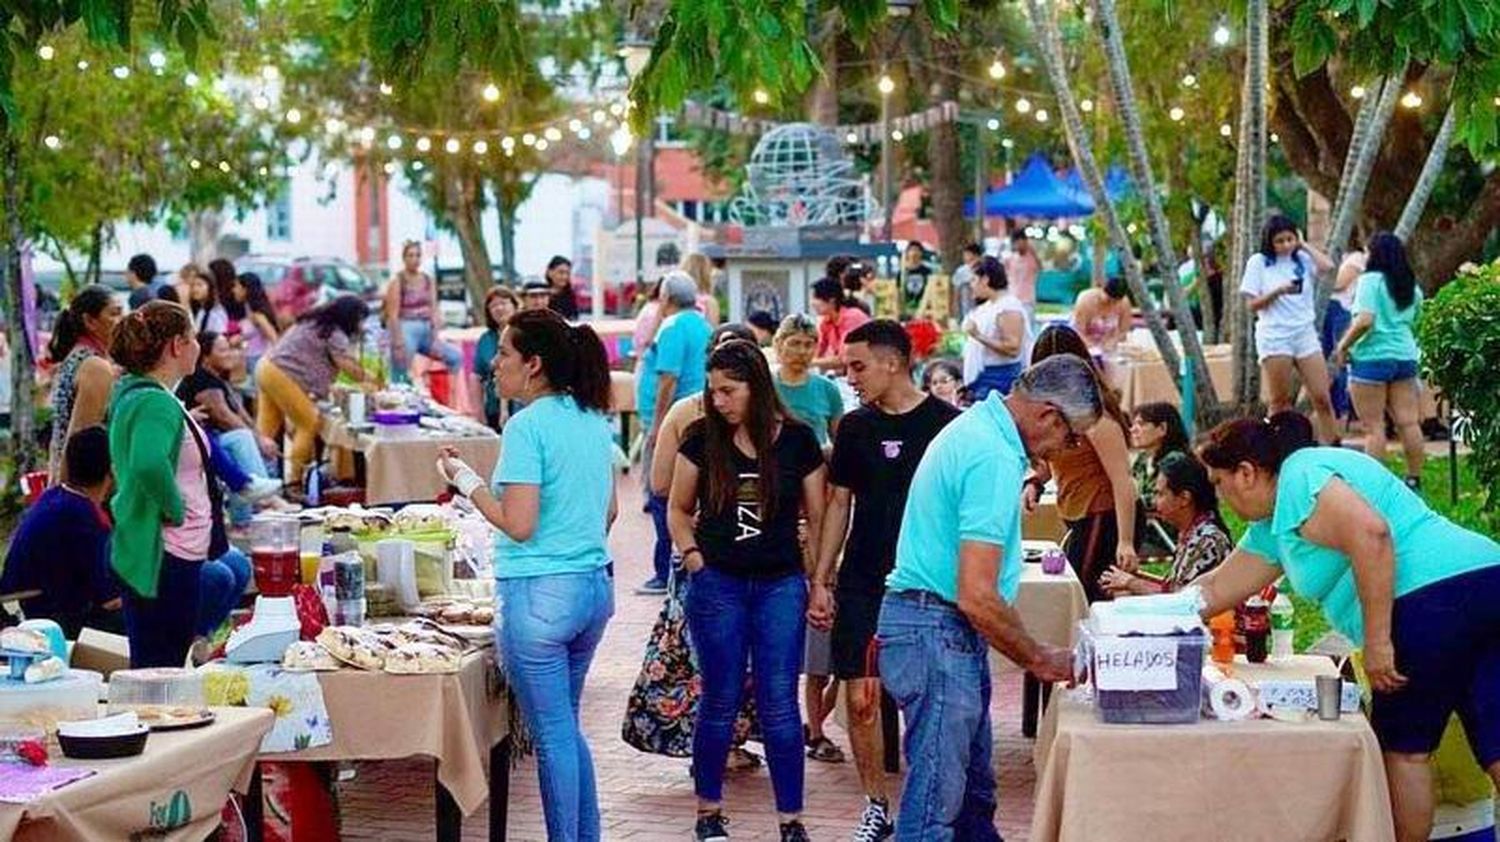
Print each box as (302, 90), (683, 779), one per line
(5, 219), (1492, 842)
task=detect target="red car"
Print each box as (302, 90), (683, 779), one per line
(239, 255), (379, 325)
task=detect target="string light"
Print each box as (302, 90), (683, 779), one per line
(988, 60), (1006, 80)
(592, 110), (606, 124)
(891, 129), (904, 141)
(285, 108), (302, 124)
(608, 102), (624, 117)
(473, 140), (488, 155)
(1035, 109), (1049, 123)
(1169, 106), (1185, 121)
(112, 66), (130, 80)
(416, 137), (432, 152)
(877, 75), (895, 95)
(535, 139), (549, 151)
(76, 61), (89, 71)
(387, 135), (403, 150)
(1080, 99), (1094, 113)
(37, 45), (54, 61)
(1016, 98), (1032, 114)
(444, 138), (460, 154)
(148, 51), (167, 69)
(252, 94), (271, 111)
(482, 83), (500, 102)
(522, 133), (537, 147)
(358, 126), (376, 144)
(378, 82), (393, 96)
(383, 162), (397, 175)
(413, 161), (425, 172)
(324, 117), (344, 134)
(1001, 138), (1015, 149)
(752, 88), (770, 105)
(218, 161), (231, 173)
(1350, 85), (1366, 100)
(846, 131), (858, 143)
(577, 127), (592, 140)
(43, 135), (60, 149)
(544, 127), (562, 142)
(1219, 123), (1232, 137)
(1270, 132), (1280, 143)
(190, 159), (201, 169)
(568, 118), (583, 132)
(1181, 74), (1197, 88)
(258, 166), (269, 176)
(986, 117), (1001, 130)
(261, 65), (280, 81)
(1212, 25), (1231, 46)
(1400, 90), (1423, 109)
(501, 136), (516, 150)
(184, 73), (200, 86)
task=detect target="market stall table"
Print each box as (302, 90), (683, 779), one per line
(1023, 494), (1063, 542)
(993, 541), (1089, 738)
(321, 414), (501, 506)
(246, 647), (512, 842)
(1032, 655), (1395, 842)
(0, 706), (273, 842)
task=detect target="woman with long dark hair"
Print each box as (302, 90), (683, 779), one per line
(809, 277), (870, 373)
(189, 264), (229, 334)
(1100, 451), (1231, 595)
(1332, 232), (1426, 486)
(961, 255), (1031, 400)
(1027, 324), (1139, 602)
(47, 285), (123, 484)
(1192, 416), (1500, 842)
(108, 302), (227, 667)
(230, 272), (280, 374)
(437, 308), (616, 842)
(668, 339), (827, 842)
(1240, 214), (1338, 443)
(256, 295), (373, 494)
(1129, 401), (1191, 556)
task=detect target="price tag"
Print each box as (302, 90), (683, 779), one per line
(1093, 637), (1180, 691)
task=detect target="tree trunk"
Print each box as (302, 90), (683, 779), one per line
(1395, 104), (1457, 242)
(492, 177), (518, 284)
(84, 223), (103, 288)
(1023, 0), (1182, 383)
(1091, 0), (1218, 423)
(446, 172), (494, 325)
(188, 210), (223, 265)
(908, 22), (965, 273)
(1230, 0), (1269, 409)
(806, 10), (840, 126)
(2, 130), (37, 476)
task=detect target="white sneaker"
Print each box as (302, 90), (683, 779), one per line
(240, 477), (283, 502)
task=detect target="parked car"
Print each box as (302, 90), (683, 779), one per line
(238, 255), (378, 325)
(31, 270), (134, 336)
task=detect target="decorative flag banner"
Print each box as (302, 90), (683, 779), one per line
(681, 101), (961, 140)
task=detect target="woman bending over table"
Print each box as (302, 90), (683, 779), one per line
(437, 308), (617, 842)
(1190, 417), (1500, 842)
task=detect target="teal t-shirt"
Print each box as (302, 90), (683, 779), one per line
(636, 310), (712, 430)
(776, 373), (843, 447)
(886, 392), (1029, 604)
(492, 394), (614, 578)
(473, 328), (500, 422)
(1349, 271), (1422, 363)
(1236, 447), (1500, 645)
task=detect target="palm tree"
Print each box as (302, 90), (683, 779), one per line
(1022, 0), (1184, 384)
(1229, 0), (1269, 407)
(1091, 0), (1218, 421)
(1395, 104), (1457, 242)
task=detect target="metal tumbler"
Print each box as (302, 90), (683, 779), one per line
(1316, 674), (1343, 721)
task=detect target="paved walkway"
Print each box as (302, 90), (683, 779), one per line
(336, 476), (1040, 840)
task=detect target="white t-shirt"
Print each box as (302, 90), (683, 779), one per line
(961, 293), (1031, 383)
(1239, 252), (1317, 338)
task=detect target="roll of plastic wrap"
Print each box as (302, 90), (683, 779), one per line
(1201, 665), (1255, 721)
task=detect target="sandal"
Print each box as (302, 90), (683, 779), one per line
(726, 747), (763, 772)
(805, 735), (846, 763)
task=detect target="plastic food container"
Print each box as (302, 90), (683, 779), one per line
(251, 514), (301, 597)
(373, 410), (422, 440)
(106, 668), (205, 711)
(1080, 615), (1208, 725)
(0, 669), (103, 732)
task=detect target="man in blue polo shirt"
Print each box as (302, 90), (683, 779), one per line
(878, 354), (1102, 841)
(636, 271), (713, 594)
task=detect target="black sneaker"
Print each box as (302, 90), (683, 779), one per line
(695, 811), (730, 841)
(780, 819), (810, 842)
(851, 799), (893, 841)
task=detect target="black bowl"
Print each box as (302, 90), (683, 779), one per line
(58, 727), (149, 760)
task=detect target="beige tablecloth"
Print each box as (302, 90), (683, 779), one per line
(264, 648), (509, 815)
(0, 707), (273, 842)
(1024, 496), (1063, 542)
(610, 370), (637, 414)
(1032, 655), (1395, 842)
(322, 415), (501, 506)
(1012, 544), (1088, 655)
(1109, 344), (1235, 411)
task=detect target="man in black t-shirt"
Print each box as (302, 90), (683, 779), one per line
(808, 320), (959, 840)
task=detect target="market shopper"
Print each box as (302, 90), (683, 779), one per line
(473, 286), (521, 431)
(879, 355), (1094, 841)
(808, 320), (960, 841)
(961, 255), (1030, 401)
(899, 241), (931, 315)
(179, 331), (283, 517)
(436, 308), (617, 842)
(385, 240), (462, 382)
(187, 264), (229, 334)
(773, 314), (844, 449)
(1129, 401), (1192, 557)
(108, 301), (228, 668)
(668, 339), (827, 842)
(545, 255), (580, 320)
(1071, 276), (1133, 359)
(922, 359), (965, 408)
(1332, 232), (1427, 487)
(1100, 451), (1231, 596)
(1003, 229), (1041, 321)
(681, 252), (723, 325)
(1193, 417), (1500, 842)
(1027, 325), (1140, 603)
(125, 253), (165, 311)
(256, 295), (374, 496)
(810, 278), (871, 374)
(228, 271), (281, 378)
(47, 284), (124, 484)
(1240, 214), (1339, 444)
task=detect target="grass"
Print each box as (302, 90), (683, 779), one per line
(1218, 453), (1493, 653)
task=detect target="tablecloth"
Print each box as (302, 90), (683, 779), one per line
(1007, 544), (1088, 660)
(0, 707), (274, 842)
(1031, 655), (1395, 842)
(262, 648), (509, 816)
(1024, 496), (1063, 542)
(321, 415), (501, 506)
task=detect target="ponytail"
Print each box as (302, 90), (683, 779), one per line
(567, 324), (612, 413)
(1200, 411), (1315, 475)
(506, 309), (612, 413)
(48, 285), (115, 362)
(111, 301), (193, 375)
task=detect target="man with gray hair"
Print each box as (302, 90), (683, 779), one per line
(877, 354), (1103, 840)
(635, 270), (715, 594)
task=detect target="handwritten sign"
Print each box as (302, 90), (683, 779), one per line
(1094, 637), (1180, 691)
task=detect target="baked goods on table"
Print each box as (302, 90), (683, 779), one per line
(411, 598), (494, 627)
(1, 627), (51, 655)
(383, 643), (461, 675)
(316, 626), (387, 671)
(282, 641), (342, 672)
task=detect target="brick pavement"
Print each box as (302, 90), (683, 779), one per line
(334, 476), (1040, 841)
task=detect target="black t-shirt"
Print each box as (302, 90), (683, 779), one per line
(175, 368), (240, 433)
(829, 395), (961, 593)
(679, 419), (824, 579)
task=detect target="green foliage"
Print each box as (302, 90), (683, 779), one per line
(1417, 261), (1500, 510)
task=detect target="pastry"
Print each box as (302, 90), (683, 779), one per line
(383, 643), (460, 674)
(316, 626), (385, 670)
(470, 606), (494, 626)
(440, 605), (473, 625)
(1, 627), (51, 655)
(282, 641), (340, 672)
(22, 656), (64, 684)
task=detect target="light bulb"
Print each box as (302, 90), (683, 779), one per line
(184, 73), (200, 86)
(473, 140), (488, 155)
(1080, 99), (1094, 113)
(482, 83), (500, 102)
(416, 137), (432, 152)
(577, 127), (592, 140)
(1035, 109), (1049, 123)
(1350, 86), (1366, 99)
(190, 159), (201, 169)
(252, 94), (271, 111)
(1219, 123), (1232, 137)
(988, 60), (1006, 80)
(592, 110), (606, 124)
(568, 119), (583, 132)
(752, 89), (770, 105)
(522, 133), (537, 147)
(43, 135), (60, 149)
(324, 118), (344, 134)
(544, 127), (562, 142)
(501, 136), (516, 149)
(877, 75), (895, 95)
(846, 131), (858, 143)
(358, 126), (376, 144)
(986, 118), (1001, 131)
(1016, 98), (1032, 114)
(285, 108), (302, 124)
(378, 82), (393, 96)
(535, 139), (549, 151)
(444, 138), (461, 154)
(112, 66), (130, 80)
(76, 61), (89, 71)
(218, 161), (231, 173)
(413, 161), (424, 172)
(1400, 91), (1423, 109)
(1212, 25), (1230, 46)
(1182, 74), (1197, 88)
(387, 135), (403, 150)
(1169, 106), (1186, 122)
(383, 162), (396, 175)
(891, 129), (904, 141)
(1001, 138), (1015, 149)
(148, 51), (166, 69)
(261, 65), (280, 81)
(37, 45), (54, 61)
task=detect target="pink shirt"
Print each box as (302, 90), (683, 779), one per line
(1004, 252), (1042, 306)
(817, 306), (871, 360)
(633, 302), (662, 359)
(163, 409), (213, 560)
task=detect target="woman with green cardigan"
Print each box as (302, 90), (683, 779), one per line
(109, 302), (227, 668)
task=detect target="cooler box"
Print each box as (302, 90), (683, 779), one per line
(1080, 601), (1208, 725)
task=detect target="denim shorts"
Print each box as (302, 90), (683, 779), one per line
(1348, 358), (1418, 385)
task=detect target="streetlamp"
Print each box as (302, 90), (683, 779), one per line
(878, 71), (895, 242)
(620, 37), (653, 320)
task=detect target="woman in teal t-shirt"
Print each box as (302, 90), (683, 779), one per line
(437, 308), (617, 842)
(1332, 232), (1426, 488)
(772, 314), (843, 449)
(1189, 417), (1500, 842)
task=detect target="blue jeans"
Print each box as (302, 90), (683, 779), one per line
(395, 319), (462, 382)
(685, 567), (806, 813)
(645, 493), (671, 584)
(968, 362), (1023, 402)
(1321, 300), (1353, 419)
(216, 429), (271, 525)
(209, 435), (251, 492)
(877, 591), (1000, 842)
(498, 568), (614, 842)
(123, 553), (202, 669)
(198, 548), (251, 637)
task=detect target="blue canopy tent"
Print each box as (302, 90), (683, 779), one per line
(1060, 165), (1134, 203)
(964, 153), (1095, 218)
